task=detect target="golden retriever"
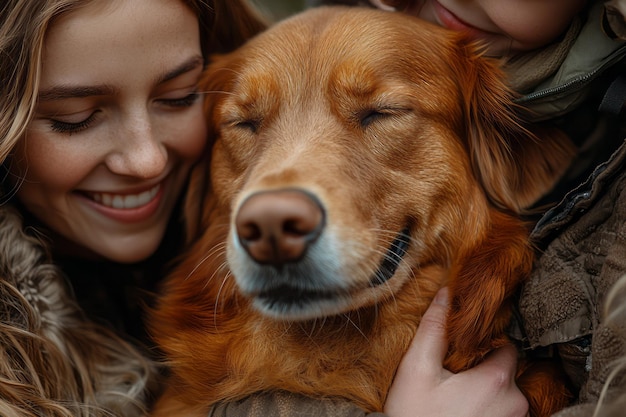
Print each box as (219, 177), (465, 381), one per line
(150, 6), (575, 417)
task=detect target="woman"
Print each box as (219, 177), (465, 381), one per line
(0, 1), (264, 415)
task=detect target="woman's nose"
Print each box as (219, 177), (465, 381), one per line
(105, 115), (168, 178)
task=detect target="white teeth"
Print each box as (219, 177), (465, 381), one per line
(90, 184), (160, 209)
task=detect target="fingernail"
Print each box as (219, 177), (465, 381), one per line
(434, 287), (449, 306)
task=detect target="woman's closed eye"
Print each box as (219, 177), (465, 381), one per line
(158, 91), (200, 108)
(49, 111), (100, 135)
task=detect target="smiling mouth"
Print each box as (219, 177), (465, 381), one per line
(85, 184), (160, 210)
(257, 227), (411, 308)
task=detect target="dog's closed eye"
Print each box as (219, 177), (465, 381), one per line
(358, 109), (389, 127)
(225, 118), (262, 133)
(236, 119), (261, 133)
(356, 107), (409, 128)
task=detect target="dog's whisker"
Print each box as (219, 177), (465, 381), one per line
(184, 241), (228, 282)
(278, 319), (295, 338)
(296, 321), (326, 348)
(196, 89), (238, 97)
(342, 314), (369, 341)
(208, 66), (245, 78)
(316, 316), (329, 335)
(184, 254), (212, 282)
(206, 262), (229, 304)
(213, 268), (234, 330)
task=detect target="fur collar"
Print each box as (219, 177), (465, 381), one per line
(0, 205), (159, 417)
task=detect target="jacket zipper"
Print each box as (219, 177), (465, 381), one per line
(515, 44), (626, 104)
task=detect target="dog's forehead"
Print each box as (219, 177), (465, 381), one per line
(247, 8), (449, 67)
(228, 8), (458, 98)
(212, 5), (473, 130)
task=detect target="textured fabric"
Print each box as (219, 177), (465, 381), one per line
(551, 276), (626, 417)
(512, 2), (626, 122)
(498, 5), (626, 414)
(520, 142), (626, 349)
(209, 392), (387, 417)
(0, 205), (160, 416)
(516, 141), (626, 411)
(502, 18), (581, 93)
(7, 197), (183, 346)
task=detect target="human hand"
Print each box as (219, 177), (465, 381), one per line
(384, 287), (529, 417)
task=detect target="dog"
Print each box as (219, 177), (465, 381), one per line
(150, 6), (576, 417)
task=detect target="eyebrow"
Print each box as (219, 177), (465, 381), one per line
(37, 55), (205, 102)
(157, 55), (204, 84)
(38, 84), (117, 101)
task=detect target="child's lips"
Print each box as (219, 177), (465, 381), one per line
(432, 0), (493, 39)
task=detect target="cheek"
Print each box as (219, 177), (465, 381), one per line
(489, 1), (584, 49)
(165, 107), (208, 162)
(13, 130), (100, 191)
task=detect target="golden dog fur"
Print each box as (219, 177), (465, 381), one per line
(150, 6), (575, 417)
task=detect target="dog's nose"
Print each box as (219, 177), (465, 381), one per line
(235, 189), (325, 265)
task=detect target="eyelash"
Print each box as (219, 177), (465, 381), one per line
(50, 113), (98, 135)
(49, 92), (200, 135)
(161, 91), (200, 107)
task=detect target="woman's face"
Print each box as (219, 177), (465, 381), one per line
(11, 0), (207, 263)
(372, 0), (587, 56)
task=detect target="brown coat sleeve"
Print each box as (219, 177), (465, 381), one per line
(553, 273), (626, 417)
(208, 391), (387, 417)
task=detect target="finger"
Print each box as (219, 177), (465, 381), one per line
(471, 343), (518, 379)
(464, 345), (529, 417)
(402, 287), (450, 374)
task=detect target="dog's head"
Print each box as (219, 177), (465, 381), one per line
(193, 6), (573, 321)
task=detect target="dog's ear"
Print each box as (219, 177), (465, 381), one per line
(454, 39), (575, 212)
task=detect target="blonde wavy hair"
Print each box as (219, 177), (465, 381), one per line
(0, 0), (265, 415)
(0, 0), (265, 169)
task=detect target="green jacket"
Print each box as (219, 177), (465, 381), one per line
(512, 2), (626, 415)
(507, 0), (626, 209)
